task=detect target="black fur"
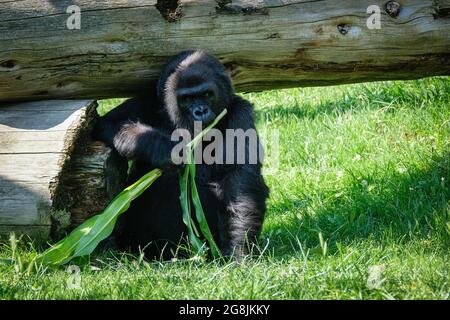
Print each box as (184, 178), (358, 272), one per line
(94, 50), (269, 260)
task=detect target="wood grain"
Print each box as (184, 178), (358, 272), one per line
(0, 0), (449, 102)
(0, 100), (127, 240)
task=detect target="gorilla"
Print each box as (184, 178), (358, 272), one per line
(94, 50), (269, 260)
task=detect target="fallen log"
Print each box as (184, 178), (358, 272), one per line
(0, 100), (127, 240)
(0, 0), (449, 102)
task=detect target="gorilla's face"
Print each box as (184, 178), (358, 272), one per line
(176, 75), (220, 125)
(159, 50), (233, 130)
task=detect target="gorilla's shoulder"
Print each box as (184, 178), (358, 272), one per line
(230, 95), (254, 113)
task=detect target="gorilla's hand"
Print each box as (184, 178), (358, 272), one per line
(113, 122), (179, 171)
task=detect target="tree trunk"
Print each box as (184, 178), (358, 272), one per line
(0, 100), (127, 240)
(0, 0), (449, 102)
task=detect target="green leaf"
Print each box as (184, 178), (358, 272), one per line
(36, 169), (162, 266)
(179, 153), (205, 255)
(180, 108), (227, 258)
(189, 158), (222, 258)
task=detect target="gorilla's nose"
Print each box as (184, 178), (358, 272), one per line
(192, 105), (212, 122)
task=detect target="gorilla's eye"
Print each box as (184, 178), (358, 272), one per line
(204, 91), (213, 98)
(181, 95), (192, 104)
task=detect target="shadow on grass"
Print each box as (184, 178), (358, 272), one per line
(265, 152), (450, 258)
(254, 78), (449, 122)
(253, 95), (364, 122)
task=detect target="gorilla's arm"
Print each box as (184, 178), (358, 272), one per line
(94, 97), (175, 169)
(112, 121), (176, 169)
(219, 96), (269, 257)
(220, 167), (268, 257)
(94, 98), (144, 148)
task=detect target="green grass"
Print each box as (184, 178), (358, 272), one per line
(1, 77), (449, 299)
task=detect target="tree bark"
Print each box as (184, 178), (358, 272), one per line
(0, 0), (449, 102)
(0, 100), (127, 240)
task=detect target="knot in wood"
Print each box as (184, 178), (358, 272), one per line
(337, 24), (350, 35)
(1, 60), (15, 68)
(385, 1), (401, 18)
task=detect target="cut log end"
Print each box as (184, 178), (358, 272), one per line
(56, 142), (128, 235)
(0, 100), (128, 241)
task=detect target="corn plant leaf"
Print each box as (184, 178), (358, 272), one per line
(179, 155), (205, 255)
(36, 169), (162, 266)
(189, 155), (222, 258)
(180, 109), (227, 258)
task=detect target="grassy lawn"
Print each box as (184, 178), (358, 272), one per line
(1, 78), (449, 299)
